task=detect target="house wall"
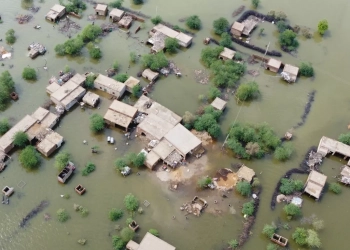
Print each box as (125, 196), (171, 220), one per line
(94, 82), (124, 98)
(231, 29), (242, 37)
(96, 10), (107, 16)
(268, 66), (279, 73)
(51, 96), (61, 106)
(136, 127), (158, 141)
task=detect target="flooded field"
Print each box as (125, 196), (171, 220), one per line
(1, 0), (350, 249)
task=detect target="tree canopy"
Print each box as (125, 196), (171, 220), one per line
(90, 113), (104, 133)
(89, 47), (102, 59)
(193, 106), (222, 138)
(236, 181), (252, 196)
(109, 0), (123, 8)
(142, 52), (169, 70)
(133, 0), (143, 5)
(109, 208), (124, 221)
(22, 67), (37, 80)
(81, 25), (102, 42)
(165, 37), (179, 53)
(236, 81), (259, 101)
(279, 178), (304, 195)
(5, 29), (16, 44)
(213, 17), (229, 35)
(252, 0), (260, 8)
(262, 223), (277, 238)
(55, 37), (84, 56)
(55, 151), (70, 171)
(19, 146), (41, 169)
(279, 29), (299, 51)
(339, 132), (350, 145)
(0, 71), (15, 110)
(283, 203), (301, 218)
(124, 193), (139, 212)
(219, 32), (232, 48)
(0, 118), (10, 135)
(274, 142), (294, 161)
(317, 20), (328, 35)
(13, 131), (29, 148)
(329, 182), (342, 194)
(151, 15), (162, 25)
(200, 46), (224, 68)
(299, 62), (314, 77)
(242, 201), (255, 216)
(120, 227), (135, 242)
(114, 73), (129, 83)
(186, 15), (201, 30)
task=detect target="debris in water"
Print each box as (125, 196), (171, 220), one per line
(16, 14), (33, 24)
(19, 200), (49, 227)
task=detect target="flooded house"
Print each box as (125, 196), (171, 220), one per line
(109, 8), (124, 22)
(46, 4), (66, 22)
(149, 24), (193, 48)
(144, 150), (161, 170)
(266, 58), (282, 73)
(281, 64), (299, 83)
(124, 76), (140, 93)
(28, 43), (46, 59)
(304, 170), (327, 199)
(27, 107), (59, 141)
(57, 161), (75, 183)
(210, 97), (227, 111)
(93, 74), (126, 99)
(236, 165), (256, 183)
(36, 130), (64, 157)
(126, 232), (176, 250)
(82, 91), (100, 107)
(219, 47), (236, 61)
(338, 165), (350, 185)
(241, 16), (259, 36)
(95, 4), (108, 16)
(317, 136), (350, 164)
(137, 113), (175, 141)
(147, 31), (166, 53)
(118, 15), (133, 29)
(142, 69), (159, 82)
(231, 21), (245, 37)
(104, 100), (138, 131)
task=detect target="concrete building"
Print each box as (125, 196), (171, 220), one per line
(69, 73), (86, 86)
(304, 170), (327, 199)
(236, 165), (255, 183)
(82, 91), (100, 107)
(136, 113), (175, 141)
(94, 74), (126, 99)
(219, 47), (236, 60)
(104, 100), (138, 131)
(211, 97), (227, 111)
(27, 107), (60, 140)
(266, 58), (282, 73)
(282, 64), (299, 83)
(46, 82), (61, 95)
(231, 22), (244, 37)
(95, 4), (108, 16)
(147, 31), (166, 53)
(150, 24), (193, 48)
(124, 76), (140, 93)
(317, 136), (350, 165)
(144, 150), (161, 170)
(109, 8), (124, 21)
(126, 232), (175, 250)
(118, 15), (133, 29)
(142, 69), (159, 82)
(46, 4), (66, 22)
(36, 130), (64, 157)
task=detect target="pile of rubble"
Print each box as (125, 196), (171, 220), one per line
(16, 14), (33, 24)
(58, 18), (81, 34)
(100, 23), (119, 35)
(133, 113), (146, 124)
(306, 151), (323, 169)
(160, 61), (181, 76)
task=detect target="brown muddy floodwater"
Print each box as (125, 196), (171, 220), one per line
(1, 0), (350, 249)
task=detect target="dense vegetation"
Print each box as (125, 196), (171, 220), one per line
(57, 208), (70, 222)
(279, 29), (299, 51)
(13, 131), (29, 148)
(19, 146), (41, 169)
(82, 162), (96, 176)
(236, 181), (252, 196)
(114, 73), (129, 83)
(0, 118), (10, 135)
(0, 71), (15, 110)
(276, 20), (288, 33)
(236, 81), (259, 101)
(55, 151), (71, 171)
(131, 84), (142, 97)
(5, 29), (16, 44)
(109, 208), (124, 221)
(109, 0), (123, 8)
(292, 227), (321, 248)
(142, 52), (169, 70)
(219, 32), (232, 48)
(338, 132), (350, 145)
(193, 106), (222, 138)
(279, 178), (304, 195)
(115, 152), (146, 171)
(262, 223), (277, 238)
(90, 113), (104, 133)
(124, 193), (139, 212)
(299, 62), (314, 77)
(186, 15), (201, 30)
(213, 17), (229, 35)
(89, 46), (102, 59)
(85, 74), (96, 89)
(197, 176), (213, 189)
(274, 142), (294, 161)
(59, 0), (86, 14)
(22, 67), (37, 80)
(329, 182), (342, 194)
(252, 0), (260, 9)
(165, 38), (179, 53)
(151, 15), (162, 25)
(283, 203), (301, 219)
(242, 201), (255, 216)
(317, 20), (328, 35)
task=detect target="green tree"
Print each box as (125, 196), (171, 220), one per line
(165, 37), (179, 53)
(151, 15), (162, 25)
(13, 131), (29, 148)
(142, 52), (169, 70)
(90, 113), (104, 133)
(130, 52), (137, 63)
(183, 111), (196, 129)
(197, 176), (212, 189)
(109, 208), (124, 221)
(81, 24), (102, 42)
(82, 162), (96, 176)
(109, 0), (123, 8)
(252, 0), (260, 8)
(292, 227), (308, 246)
(219, 32), (232, 47)
(279, 29), (299, 51)
(186, 15), (201, 30)
(242, 201), (255, 216)
(300, 62), (314, 77)
(317, 20), (328, 35)
(207, 87), (221, 100)
(19, 146), (41, 169)
(283, 203), (301, 218)
(274, 142), (294, 161)
(131, 84), (142, 97)
(124, 193), (139, 212)
(115, 158), (128, 171)
(120, 227), (135, 242)
(64, 65), (70, 73)
(112, 235), (125, 250)
(85, 75), (96, 89)
(22, 67), (37, 80)
(276, 20), (288, 33)
(0, 71), (15, 110)
(55, 151), (70, 171)
(329, 182), (341, 194)
(149, 229), (159, 237)
(113, 60), (120, 71)
(114, 73), (129, 83)
(194, 114), (216, 131)
(294, 179), (304, 191)
(57, 208), (70, 222)
(306, 229), (321, 248)
(0, 118), (10, 135)
(262, 223), (277, 238)
(228, 239), (239, 249)
(133, 153), (146, 167)
(266, 243), (278, 250)
(5, 29), (16, 44)
(208, 123), (221, 138)
(89, 47), (102, 59)
(339, 133), (350, 145)
(200, 46), (224, 67)
(213, 17), (229, 35)
(236, 81), (259, 101)
(236, 181), (252, 196)
(279, 178), (295, 194)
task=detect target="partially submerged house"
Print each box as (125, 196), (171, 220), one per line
(118, 15), (133, 29)
(282, 64), (299, 83)
(241, 17), (259, 36)
(147, 31), (166, 53)
(136, 113), (175, 141)
(142, 69), (159, 82)
(236, 165), (256, 183)
(27, 107), (59, 140)
(104, 100), (138, 131)
(304, 170), (327, 199)
(219, 47), (236, 61)
(317, 136), (350, 164)
(109, 8), (124, 21)
(57, 161), (75, 183)
(46, 82), (61, 95)
(126, 232), (176, 250)
(339, 166), (350, 185)
(144, 150), (161, 170)
(124, 76), (140, 93)
(231, 21), (245, 37)
(266, 58), (282, 73)
(36, 129), (64, 157)
(46, 4), (66, 22)
(94, 74), (126, 99)
(28, 43), (46, 59)
(210, 97), (227, 111)
(95, 4), (108, 16)
(149, 24), (193, 48)
(82, 91), (100, 107)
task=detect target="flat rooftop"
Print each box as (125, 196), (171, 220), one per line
(138, 113), (175, 141)
(317, 136), (350, 157)
(211, 97), (227, 111)
(109, 8), (124, 17)
(94, 74), (126, 93)
(304, 170), (327, 199)
(220, 47), (236, 59)
(104, 109), (133, 128)
(138, 232), (176, 250)
(267, 58), (282, 69)
(51, 80), (79, 102)
(152, 139), (176, 160)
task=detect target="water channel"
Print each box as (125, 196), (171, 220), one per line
(1, 0), (350, 249)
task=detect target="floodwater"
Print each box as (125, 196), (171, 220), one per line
(0, 0), (350, 249)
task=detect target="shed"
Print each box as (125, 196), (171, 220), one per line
(219, 47), (236, 60)
(231, 22), (245, 37)
(236, 165), (255, 183)
(46, 4), (66, 22)
(211, 97), (227, 111)
(137, 232), (176, 250)
(126, 240), (140, 250)
(94, 74), (126, 98)
(125, 76), (140, 93)
(118, 15), (133, 29)
(95, 4), (108, 16)
(137, 113), (175, 141)
(282, 64), (299, 83)
(46, 82), (61, 94)
(267, 58), (282, 73)
(304, 170), (327, 199)
(104, 100), (138, 130)
(164, 124), (202, 158)
(109, 8), (124, 22)
(82, 91), (100, 107)
(144, 150), (161, 170)
(142, 69), (159, 82)
(36, 130), (64, 157)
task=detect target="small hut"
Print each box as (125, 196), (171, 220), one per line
(282, 64), (299, 83)
(82, 91), (100, 107)
(142, 69), (159, 82)
(124, 76), (140, 93)
(118, 15), (133, 29)
(231, 22), (245, 37)
(210, 97), (227, 111)
(266, 58), (282, 73)
(236, 165), (255, 183)
(219, 47), (236, 61)
(109, 8), (124, 22)
(95, 4), (108, 16)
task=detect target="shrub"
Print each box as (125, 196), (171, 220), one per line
(0, 71), (15, 110)
(213, 17), (229, 35)
(236, 81), (259, 101)
(200, 46), (224, 67)
(90, 113), (104, 133)
(126, 217), (133, 225)
(19, 146), (41, 169)
(317, 20), (328, 35)
(0, 118), (10, 135)
(219, 32), (232, 48)
(130, 52), (137, 63)
(235, 52), (242, 61)
(82, 162), (96, 176)
(81, 25), (102, 42)
(242, 201), (255, 216)
(236, 181), (252, 196)
(120, 227), (135, 242)
(55, 37), (84, 56)
(13, 131), (29, 148)
(292, 227), (307, 246)
(274, 142), (293, 161)
(211, 60), (246, 87)
(133, 0), (143, 4)
(266, 243), (278, 250)
(279, 178), (295, 194)
(22, 67), (37, 80)
(112, 235), (125, 250)
(276, 20), (288, 33)
(115, 158), (128, 171)
(339, 133), (350, 145)
(124, 193), (139, 212)
(329, 182), (341, 194)
(151, 15), (162, 25)
(165, 37), (179, 53)
(186, 15), (201, 30)
(113, 60), (120, 71)
(182, 111), (196, 129)
(79, 207), (89, 217)
(306, 229), (321, 248)
(283, 203), (301, 218)
(252, 177), (261, 188)
(197, 176), (212, 189)
(312, 219), (324, 231)
(131, 84), (142, 97)
(85, 75), (96, 89)
(142, 52), (169, 70)
(149, 229), (159, 237)
(228, 239), (238, 249)
(252, 0), (260, 9)
(55, 151), (71, 171)
(109, 208), (124, 221)
(57, 209), (69, 222)
(5, 29), (16, 44)
(262, 223), (277, 238)
(128, 152), (146, 167)
(109, 0), (123, 8)
(279, 29), (299, 51)
(300, 63), (314, 77)
(294, 179), (304, 191)
(114, 73), (129, 83)
(89, 47), (102, 59)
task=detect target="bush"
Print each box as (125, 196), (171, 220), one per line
(89, 47), (102, 59)
(55, 151), (70, 171)
(306, 229), (321, 248)
(317, 19), (328, 35)
(85, 75), (96, 89)
(299, 62), (314, 77)
(236, 81), (259, 101)
(213, 17), (229, 35)
(274, 142), (293, 161)
(90, 113), (104, 133)
(81, 25), (102, 42)
(294, 180), (304, 191)
(228, 239), (238, 249)
(114, 73), (129, 83)
(242, 201), (255, 216)
(133, 0), (143, 4)
(126, 217), (133, 225)
(109, 208), (124, 221)
(283, 203), (301, 218)
(80, 207), (89, 217)
(19, 146), (41, 169)
(186, 15), (201, 30)
(182, 111), (196, 129)
(165, 37), (179, 53)
(211, 60), (246, 88)
(197, 176), (212, 189)
(262, 223), (277, 238)
(120, 227), (135, 242)
(200, 46), (224, 67)
(219, 32), (232, 48)
(0, 118), (10, 135)
(113, 60), (120, 71)
(130, 52), (137, 63)
(112, 236), (125, 250)
(292, 227), (307, 246)
(115, 158), (128, 171)
(279, 29), (299, 51)
(5, 29), (16, 44)
(22, 67), (37, 80)
(151, 15), (162, 25)
(207, 87), (221, 100)
(276, 20), (287, 33)
(279, 178), (304, 194)
(124, 193), (139, 212)
(266, 243), (278, 250)
(236, 181), (252, 196)
(127, 152), (146, 167)
(252, 177), (260, 188)
(338, 133), (350, 145)
(329, 182), (341, 194)
(252, 0), (260, 8)
(131, 84), (142, 97)
(109, 0), (123, 8)
(57, 209), (69, 222)
(55, 37), (84, 56)
(82, 162), (96, 176)
(142, 52), (169, 70)
(0, 71), (15, 110)
(149, 229), (159, 237)
(13, 131), (29, 148)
